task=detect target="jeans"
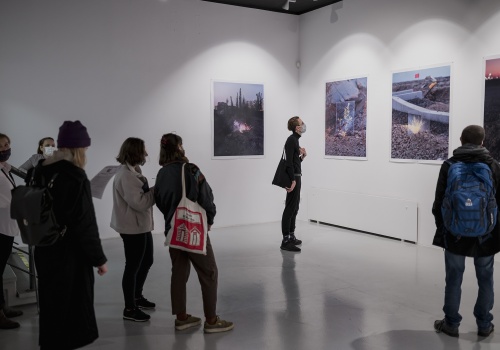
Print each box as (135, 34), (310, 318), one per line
(120, 232), (154, 309)
(443, 250), (494, 329)
(281, 176), (301, 236)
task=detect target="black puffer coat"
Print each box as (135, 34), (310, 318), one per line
(432, 144), (500, 257)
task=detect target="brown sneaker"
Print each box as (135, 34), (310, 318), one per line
(0, 310), (20, 329)
(204, 316), (234, 334)
(175, 315), (201, 331)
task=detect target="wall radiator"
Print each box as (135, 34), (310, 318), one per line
(307, 188), (418, 242)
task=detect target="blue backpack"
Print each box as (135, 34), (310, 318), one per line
(441, 160), (497, 238)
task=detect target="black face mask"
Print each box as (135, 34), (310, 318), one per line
(0, 148), (11, 162)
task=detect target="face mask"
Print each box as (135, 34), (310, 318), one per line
(43, 146), (56, 156)
(0, 148), (11, 162)
(301, 123), (307, 134)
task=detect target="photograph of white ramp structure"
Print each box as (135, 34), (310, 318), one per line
(325, 77), (367, 159)
(391, 65), (450, 162)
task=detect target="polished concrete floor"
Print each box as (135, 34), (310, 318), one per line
(1, 221), (499, 349)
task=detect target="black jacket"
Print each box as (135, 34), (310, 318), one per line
(432, 144), (500, 257)
(154, 162), (216, 234)
(284, 132), (302, 182)
(32, 160), (107, 349)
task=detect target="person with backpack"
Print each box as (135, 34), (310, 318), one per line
(432, 125), (500, 338)
(0, 133), (23, 329)
(32, 121), (108, 349)
(111, 137), (156, 322)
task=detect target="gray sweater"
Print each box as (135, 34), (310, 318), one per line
(110, 164), (154, 234)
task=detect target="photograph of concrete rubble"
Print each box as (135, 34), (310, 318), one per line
(212, 81), (264, 158)
(483, 57), (500, 161)
(325, 77), (367, 158)
(391, 65), (450, 162)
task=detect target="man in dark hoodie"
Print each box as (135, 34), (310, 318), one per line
(432, 125), (500, 338)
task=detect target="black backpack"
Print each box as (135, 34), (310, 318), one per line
(10, 169), (67, 246)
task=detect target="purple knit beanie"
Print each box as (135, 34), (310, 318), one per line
(57, 120), (91, 148)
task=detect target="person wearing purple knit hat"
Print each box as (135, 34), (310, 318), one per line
(31, 120), (108, 350)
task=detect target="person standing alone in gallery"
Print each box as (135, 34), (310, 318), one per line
(432, 125), (500, 338)
(280, 116), (307, 252)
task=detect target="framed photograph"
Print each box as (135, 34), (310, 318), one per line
(212, 81), (264, 158)
(483, 56), (500, 161)
(325, 76), (368, 159)
(391, 64), (451, 163)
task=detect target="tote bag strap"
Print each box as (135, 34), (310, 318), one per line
(181, 163), (187, 199)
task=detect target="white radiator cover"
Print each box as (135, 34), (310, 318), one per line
(308, 188), (418, 242)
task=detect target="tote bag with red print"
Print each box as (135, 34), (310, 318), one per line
(165, 163), (208, 255)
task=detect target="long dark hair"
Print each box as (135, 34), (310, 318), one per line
(159, 133), (188, 166)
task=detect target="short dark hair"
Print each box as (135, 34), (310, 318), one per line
(0, 133), (10, 144)
(159, 133), (188, 166)
(37, 137), (54, 154)
(287, 116), (300, 131)
(461, 125), (485, 146)
(116, 137), (146, 166)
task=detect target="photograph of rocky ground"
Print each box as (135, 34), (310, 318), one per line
(483, 79), (500, 161)
(213, 84), (264, 157)
(391, 72), (450, 161)
(325, 78), (367, 158)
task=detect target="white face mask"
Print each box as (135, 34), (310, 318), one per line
(43, 146), (56, 156)
(301, 123), (307, 133)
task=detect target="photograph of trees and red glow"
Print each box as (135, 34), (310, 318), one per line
(391, 65), (450, 162)
(325, 77), (367, 158)
(483, 57), (500, 161)
(212, 81), (264, 157)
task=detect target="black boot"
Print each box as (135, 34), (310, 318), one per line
(0, 309), (20, 329)
(4, 307), (23, 318)
(289, 233), (302, 246)
(280, 235), (301, 252)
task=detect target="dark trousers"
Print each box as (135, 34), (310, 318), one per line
(120, 232), (154, 309)
(281, 176), (301, 236)
(0, 233), (14, 309)
(169, 236), (218, 318)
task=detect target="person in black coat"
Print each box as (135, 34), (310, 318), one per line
(33, 121), (107, 350)
(280, 116), (307, 252)
(432, 125), (500, 338)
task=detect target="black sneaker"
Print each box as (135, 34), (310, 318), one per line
(478, 323), (494, 337)
(289, 234), (302, 246)
(136, 296), (156, 310)
(281, 240), (301, 252)
(123, 308), (151, 322)
(434, 319), (459, 337)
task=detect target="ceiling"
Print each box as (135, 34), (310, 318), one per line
(201, 0), (343, 16)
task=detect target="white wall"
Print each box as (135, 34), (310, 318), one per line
(4, 0), (500, 246)
(0, 0), (300, 239)
(298, 0), (500, 246)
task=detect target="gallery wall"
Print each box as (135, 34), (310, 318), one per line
(0, 0), (300, 240)
(298, 0), (500, 246)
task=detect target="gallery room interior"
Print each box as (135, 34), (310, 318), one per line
(2, 0), (500, 348)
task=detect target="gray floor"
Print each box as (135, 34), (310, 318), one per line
(1, 221), (499, 349)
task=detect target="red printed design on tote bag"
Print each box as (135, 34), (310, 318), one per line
(165, 163), (208, 255)
(170, 207), (206, 250)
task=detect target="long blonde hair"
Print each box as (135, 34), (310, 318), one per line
(57, 148), (87, 169)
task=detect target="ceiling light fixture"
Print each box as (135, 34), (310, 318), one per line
(282, 0), (296, 11)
